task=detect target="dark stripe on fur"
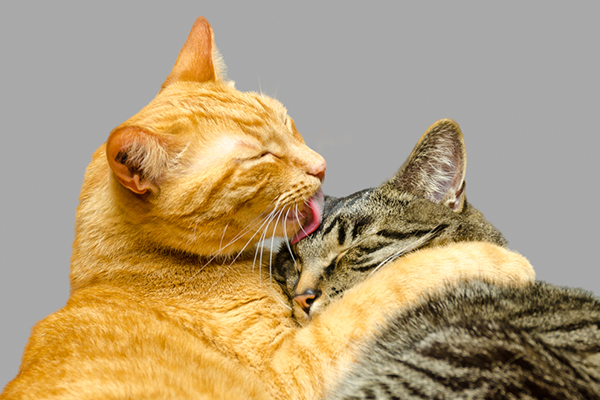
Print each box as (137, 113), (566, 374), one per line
(337, 220), (347, 246)
(326, 282), (600, 400)
(350, 262), (382, 273)
(376, 225), (447, 243)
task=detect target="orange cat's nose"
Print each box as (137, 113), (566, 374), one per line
(309, 158), (326, 183)
(294, 289), (321, 314)
(313, 168), (325, 183)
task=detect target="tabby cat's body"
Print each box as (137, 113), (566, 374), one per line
(330, 281), (600, 399)
(275, 120), (600, 399)
(2, 19), (534, 399)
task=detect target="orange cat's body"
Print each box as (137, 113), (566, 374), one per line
(1, 18), (534, 399)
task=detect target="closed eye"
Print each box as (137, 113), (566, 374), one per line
(248, 151), (278, 160)
(262, 150), (284, 159)
(333, 245), (353, 264)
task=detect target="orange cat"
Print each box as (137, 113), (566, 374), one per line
(1, 17), (534, 399)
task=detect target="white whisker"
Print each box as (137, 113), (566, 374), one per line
(258, 209), (278, 280)
(212, 196), (281, 257)
(283, 208), (296, 264)
(295, 203), (309, 239)
(187, 194), (303, 292)
(187, 201), (280, 283)
(219, 223), (229, 252)
(269, 209), (285, 281)
(215, 205), (274, 254)
(209, 207), (281, 291)
(253, 208), (279, 273)
(208, 263), (232, 293)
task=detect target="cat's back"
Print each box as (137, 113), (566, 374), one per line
(328, 281), (600, 400)
(1, 258), (292, 400)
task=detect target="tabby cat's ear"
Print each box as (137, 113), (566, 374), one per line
(161, 17), (224, 90)
(394, 119), (467, 212)
(106, 127), (170, 194)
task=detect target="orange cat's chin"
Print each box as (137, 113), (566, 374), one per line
(291, 188), (324, 244)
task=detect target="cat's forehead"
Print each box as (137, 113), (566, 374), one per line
(326, 186), (416, 221)
(127, 82), (290, 134)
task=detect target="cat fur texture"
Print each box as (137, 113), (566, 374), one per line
(274, 120), (599, 399)
(2, 19), (534, 400)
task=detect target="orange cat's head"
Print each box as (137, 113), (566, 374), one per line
(100, 17), (326, 257)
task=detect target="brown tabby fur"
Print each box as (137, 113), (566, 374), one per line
(1, 18), (534, 399)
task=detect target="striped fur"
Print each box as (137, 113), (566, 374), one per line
(330, 282), (600, 399)
(274, 119), (600, 398)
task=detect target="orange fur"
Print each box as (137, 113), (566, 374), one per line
(1, 17), (534, 399)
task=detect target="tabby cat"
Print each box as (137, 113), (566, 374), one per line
(2, 19), (534, 399)
(275, 119), (600, 399)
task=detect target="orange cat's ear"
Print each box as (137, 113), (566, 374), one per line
(394, 119), (467, 212)
(161, 17), (222, 90)
(106, 127), (170, 195)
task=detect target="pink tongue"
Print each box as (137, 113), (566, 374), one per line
(291, 188), (324, 244)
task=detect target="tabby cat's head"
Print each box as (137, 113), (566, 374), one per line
(97, 17), (326, 257)
(275, 119), (506, 323)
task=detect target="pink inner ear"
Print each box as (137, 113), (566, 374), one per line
(428, 155), (462, 204)
(106, 127), (158, 195)
(447, 180), (466, 212)
(396, 120), (467, 209)
(292, 189), (324, 244)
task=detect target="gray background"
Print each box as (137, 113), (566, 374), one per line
(1, 1), (599, 387)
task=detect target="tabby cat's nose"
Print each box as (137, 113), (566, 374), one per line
(294, 289), (321, 314)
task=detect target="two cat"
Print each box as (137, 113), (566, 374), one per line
(2, 18), (534, 399)
(275, 119), (600, 399)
